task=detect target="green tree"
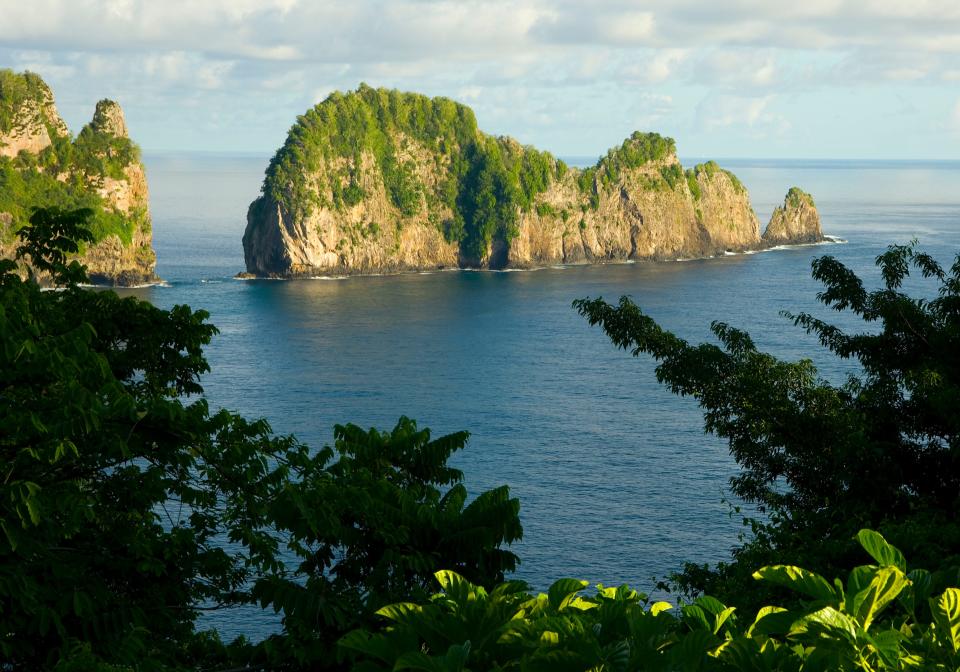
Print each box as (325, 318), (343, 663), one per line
(574, 244), (960, 609)
(1, 208), (521, 670)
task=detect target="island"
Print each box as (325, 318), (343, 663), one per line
(0, 70), (157, 286)
(243, 84), (823, 278)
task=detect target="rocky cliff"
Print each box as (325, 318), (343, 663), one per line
(243, 85), (822, 277)
(0, 70), (157, 285)
(761, 187), (822, 246)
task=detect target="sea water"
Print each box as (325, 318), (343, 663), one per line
(127, 153), (960, 639)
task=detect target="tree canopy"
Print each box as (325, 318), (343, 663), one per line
(0, 207), (521, 670)
(5, 208), (959, 671)
(575, 243), (960, 607)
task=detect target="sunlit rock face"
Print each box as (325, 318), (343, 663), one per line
(0, 71), (157, 285)
(762, 187), (823, 247)
(244, 85), (822, 277)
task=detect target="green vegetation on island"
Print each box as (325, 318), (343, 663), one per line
(4, 210), (957, 671)
(0, 148), (145, 246)
(256, 85), (688, 264)
(0, 70), (144, 248)
(260, 84), (563, 261)
(0, 70), (58, 135)
(786, 185), (816, 209)
(576, 131), (678, 207)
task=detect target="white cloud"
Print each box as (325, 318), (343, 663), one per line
(694, 49), (781, 90)
(631, 92), (674, 129)
(696, 94), (791, 137)
(622, 49), (689, 84)
(2, 1), (958, 156)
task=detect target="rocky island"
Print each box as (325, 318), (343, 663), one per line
(0, 70), (157, 285)
(243, 85), (823, 278)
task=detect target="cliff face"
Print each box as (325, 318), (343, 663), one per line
(0, 71), (157, 286)
(244, 86), (822, 277)
(761, 187), (822, 247)
(0, 74), (68, 158)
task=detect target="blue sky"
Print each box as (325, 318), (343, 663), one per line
(2, 0), (959, 160)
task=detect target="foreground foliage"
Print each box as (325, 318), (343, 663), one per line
(5, 209), (959, 671)
(0, 208), (521, 670)
(576, 243), (960, 610)
(342, 530), (960, 671)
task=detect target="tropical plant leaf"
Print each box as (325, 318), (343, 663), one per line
(932, 587), (960, 653)
(753, 565), (837, 603)
(849, 566), (910, 630)
(547, 579), (589, 612)
(857, 529), (906, 571)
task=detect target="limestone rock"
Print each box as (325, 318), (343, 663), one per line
(762, 187), (822, 246)
(244, 86), (824, 277)
(89, 99), (129, 138)
(0, 73), (68, 158)
(0, 71), (157, 286)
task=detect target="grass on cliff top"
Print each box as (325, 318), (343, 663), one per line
(786, 186), (815, 208)
(0, 69), (53, 135)
(0, 71), (144, 246)
(576, 131), (678, 207)
(691, 160), (747, 195)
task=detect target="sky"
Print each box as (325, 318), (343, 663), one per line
(1, 0), (959, 160)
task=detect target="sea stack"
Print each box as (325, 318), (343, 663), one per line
(761, 187), (823, 246)
(0, 70), (157, 285)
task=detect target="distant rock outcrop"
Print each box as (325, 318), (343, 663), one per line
(0, 70), (157, 285)
(244, 85), (824, 277)
(761, 187), (823, 247)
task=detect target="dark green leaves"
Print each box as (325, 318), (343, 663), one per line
(15, 207), (95, 285)
(752, 566), (837, 603)
(576, 242), (960, 612)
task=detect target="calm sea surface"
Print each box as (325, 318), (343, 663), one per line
(129, 154), (960, 639)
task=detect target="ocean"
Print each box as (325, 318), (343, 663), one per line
(127, 153), (960, 639)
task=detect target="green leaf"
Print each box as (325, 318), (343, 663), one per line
(682, 604), (713, 631)
(649, 601), (673, 616)
(338, 630), (398, 664)
(899, 569), (932, 616)
(376, 602), (423, 623)
(790, 606), (859, 641)
(694, 595), (727, 616)
(866, 629), (904, 667)
(547, 578), (589, 612)
(749, 607), (797, 637)
(848, 566), (910, 631)
(395, 643), (470, 672)
(752, 565), (837, 602)
(932, 587), (960, 653)
(857, 529), (906, 571)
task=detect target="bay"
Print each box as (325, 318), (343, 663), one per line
(129, 153), (960, 639)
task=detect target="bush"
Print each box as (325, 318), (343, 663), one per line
(340, 530), (960, 671)
(575, 243), (960, 610)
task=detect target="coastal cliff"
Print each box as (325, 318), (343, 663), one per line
(244, 85), (823, 277)
(761, 187), (822, 246)
(0, 70), (157, 285)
